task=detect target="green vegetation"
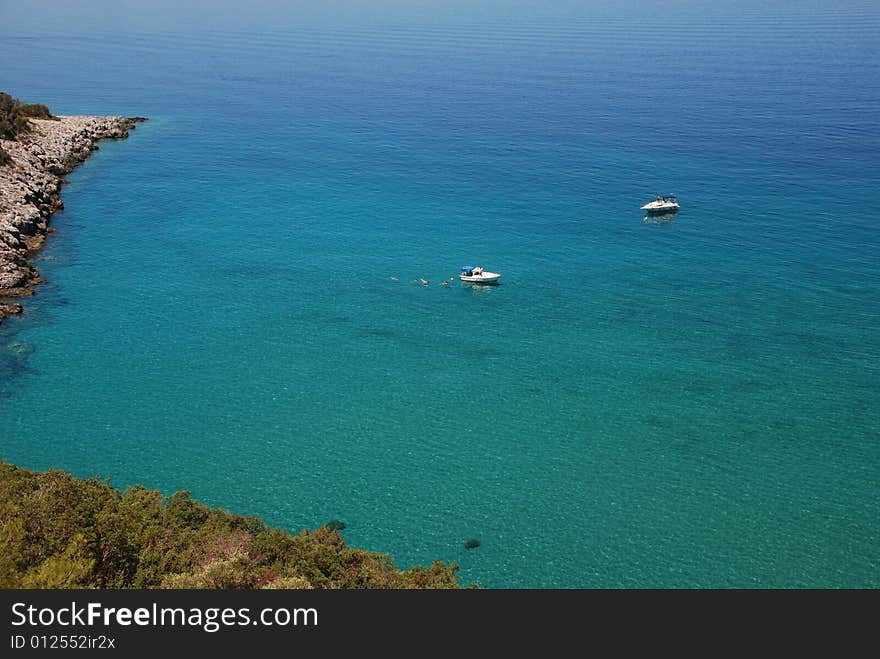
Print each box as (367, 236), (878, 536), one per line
(0, 462), (463, 589)
(0, 92), (34, 140)
(0, 93), (55, 165)
(19, 103), (54, 119)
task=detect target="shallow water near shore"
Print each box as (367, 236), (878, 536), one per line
(1, 3), (879, 587)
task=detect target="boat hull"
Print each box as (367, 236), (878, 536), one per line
(460, 272), (501, 284)
(641, 203), (680, 214)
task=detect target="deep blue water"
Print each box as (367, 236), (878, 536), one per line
(1, 3), (879, 587)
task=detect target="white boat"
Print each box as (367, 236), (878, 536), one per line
(460, 266), (501, 284)
(641, 194), (680, 214)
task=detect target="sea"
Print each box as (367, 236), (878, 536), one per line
(1, 1), (878, 587)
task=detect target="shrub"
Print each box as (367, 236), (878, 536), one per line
(19, 103), (53, 119)
(262, 575), (313, 589)
(20, 533), (95, 588)
(0, 92), (31, 139)
(0, 92), (56, 142)
(0, 461), (465, 589)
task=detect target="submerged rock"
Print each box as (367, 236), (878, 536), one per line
(3, 340), (34, 358)
(464, 538), (481, 550)
(0, 302), (24, 325)
(0, 302), (23, 316)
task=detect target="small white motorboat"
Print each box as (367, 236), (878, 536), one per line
(641, 194), (680, 214)
(460, 265), (501, 284)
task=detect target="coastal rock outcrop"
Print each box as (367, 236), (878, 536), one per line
(0, 115), (145, 324)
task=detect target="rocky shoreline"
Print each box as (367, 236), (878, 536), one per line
(0, 115), (145, 325)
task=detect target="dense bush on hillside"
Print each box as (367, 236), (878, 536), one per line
(19, 103), (54, 119)
(0, 92), (55, 165)
(0, 462), (463, 589)
(0, 92), (35, 140)
(1, 92), (55, 165)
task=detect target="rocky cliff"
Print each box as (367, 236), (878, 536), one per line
(0, 115), (145, 324)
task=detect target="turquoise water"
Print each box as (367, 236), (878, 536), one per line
(2, 4), (879, 587)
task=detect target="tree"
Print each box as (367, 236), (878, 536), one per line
(21, 533), (95, 588)
(0, 461), (465, 589)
